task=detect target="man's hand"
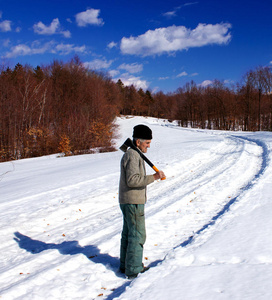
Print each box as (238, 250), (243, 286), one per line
(153, 170), (166, 180)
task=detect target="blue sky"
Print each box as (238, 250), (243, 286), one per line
(0, 0), (271, 92)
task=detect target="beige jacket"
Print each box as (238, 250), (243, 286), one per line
(119, 148), (155, 204)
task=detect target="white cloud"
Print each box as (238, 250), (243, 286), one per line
(33, 18), (59, 35)
(5, 44), (46, 57)
(159, 76), (170, 80)
(162, 11), (177, 18)
(33, 18), (71, 38)
(4, 41), (86, 58)
(184, 2), (199, 7)
(62, 30), (71, 38)
(120, 23), (231, 56)
(116, 73), (149, 90)
(75, 9), (104, 27)
(108, 69), (120, 77)
(84, 58), (113, 70)
(118, 63), (143, 74)
(177, 71), (188, 77)
(0, 20), (12, 32)
(54, 43), (86, 55)
(107, 41), (118, 49)
(177, 71), (198, 78)
(162, 3), (198, 19)
(200, 80), (213, 87)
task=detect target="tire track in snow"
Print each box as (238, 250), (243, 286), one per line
(144, 135), (249, 237)
(177, 135), (269, 248)
(146, 135), (268, 265)
(0, 172), (121, 236)
(146, 136), (246, 216)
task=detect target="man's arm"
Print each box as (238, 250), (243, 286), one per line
(124, 151), (154, 188)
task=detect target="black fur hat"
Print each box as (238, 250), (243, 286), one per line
(133, 124), (152, 140)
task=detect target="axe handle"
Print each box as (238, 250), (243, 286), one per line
(129, 139), (166, 180)
(152, 166), (166, 180)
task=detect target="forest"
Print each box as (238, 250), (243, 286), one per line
(1, 56), (272, 162)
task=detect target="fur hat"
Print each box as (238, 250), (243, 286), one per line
(133, 124), (152, 140)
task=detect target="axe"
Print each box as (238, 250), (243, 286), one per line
(119, 138), (166, 180)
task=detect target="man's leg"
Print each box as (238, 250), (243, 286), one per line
(120, 204), (128, 272)
(121, 204), (146, 277)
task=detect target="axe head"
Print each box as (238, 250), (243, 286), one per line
(119, 138), (133, 152)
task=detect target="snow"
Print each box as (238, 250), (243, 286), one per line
(1, 116), (272, 300)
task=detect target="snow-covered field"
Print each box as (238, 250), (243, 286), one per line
(1, 116), (272, 300)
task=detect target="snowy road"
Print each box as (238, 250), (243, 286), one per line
(1, 116), (271, 300)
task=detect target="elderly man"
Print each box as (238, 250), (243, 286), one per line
(119, 124), (165, 279)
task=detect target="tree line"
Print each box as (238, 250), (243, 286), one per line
(118, 66), (272, 132)
(0, 56), (271, 162)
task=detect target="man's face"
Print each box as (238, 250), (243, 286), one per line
(136, 139), (151, 153)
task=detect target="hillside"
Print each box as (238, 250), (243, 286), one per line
(1, 116), (272, 300)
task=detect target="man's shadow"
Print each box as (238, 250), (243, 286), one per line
(14, 232), (120, 274)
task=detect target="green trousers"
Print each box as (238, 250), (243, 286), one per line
(120, 204), (146, 276)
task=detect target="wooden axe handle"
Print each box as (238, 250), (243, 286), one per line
(152, 165), (166, 181)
